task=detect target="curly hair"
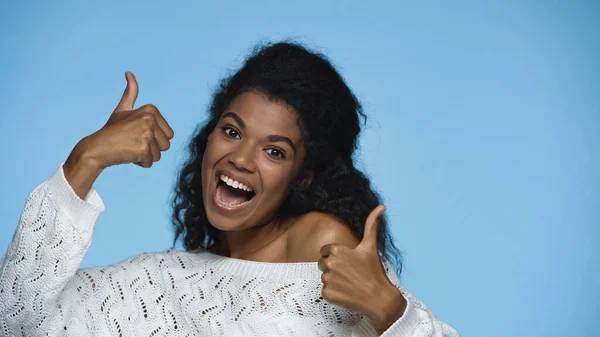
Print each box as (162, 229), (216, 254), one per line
(171, 41), (403, 276)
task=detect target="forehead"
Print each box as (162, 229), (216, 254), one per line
(224, 91), (303, 141)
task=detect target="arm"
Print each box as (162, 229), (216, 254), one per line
(305, 207), (458, 337)
(0, 73), (174, 336)
(0, 162), (104, 336)
(352, 258), (459, 337)
(0, 163), (160, 336)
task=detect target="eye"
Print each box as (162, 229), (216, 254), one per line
(222, 126), (241, 139)
(266, 148), (286, 159)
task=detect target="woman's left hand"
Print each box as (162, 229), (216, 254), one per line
(318, 205), (408, 335)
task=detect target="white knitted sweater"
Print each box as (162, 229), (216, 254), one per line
(0, 164), (458, 337)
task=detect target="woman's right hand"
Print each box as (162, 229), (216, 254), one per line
(64, 72), (174, 199)
(83, 72), (175, 169)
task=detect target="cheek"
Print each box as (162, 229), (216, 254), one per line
(260, 161), (299, 198)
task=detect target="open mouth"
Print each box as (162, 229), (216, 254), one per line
(214, 174), (256, 210)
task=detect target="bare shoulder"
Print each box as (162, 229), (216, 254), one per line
(287, 211), (360, 262)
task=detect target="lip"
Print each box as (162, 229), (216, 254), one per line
(215, 169), (256, 192)
(212, 190), (255, 213)
(211, 169), (258, 214)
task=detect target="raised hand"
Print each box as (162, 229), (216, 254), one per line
(87, 72), (175, 169)
(64, 72), (175, 199)
(318, 205), (407, 335)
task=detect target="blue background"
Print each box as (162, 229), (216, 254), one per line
(1, 1), (598, 336)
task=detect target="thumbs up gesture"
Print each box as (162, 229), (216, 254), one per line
(318, 206), (407, 335)
(84, 72), (175, 169)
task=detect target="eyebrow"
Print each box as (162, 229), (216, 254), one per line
(222, 112), (245, 128)
(267, 135), (296, 152)
(222, 112), (297, 152)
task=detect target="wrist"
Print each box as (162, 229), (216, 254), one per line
(367, 283), (407, 335)
(74, 135), (108, 169)
(64, 137), (105, 200)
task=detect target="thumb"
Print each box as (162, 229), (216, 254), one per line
(114, 71), (139, 112)
(357, 205), (385, 252)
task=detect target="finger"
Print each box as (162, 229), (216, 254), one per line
(139, 138), (159, 168)
(139, 104), (175, 139)
(317, 257), (327, 272)
(320, 244), (343, 258)
(140, 149), (153, 168)
(320, 244), (332, 258)
(155, 112), (175, 140)
(357, 205), (385, 251)
(114, 72), (139, 112)
(154, 125), (171, 151)
(149, 137), (161, 163)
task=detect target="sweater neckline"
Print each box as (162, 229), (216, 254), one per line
(193, 247), (322, 279)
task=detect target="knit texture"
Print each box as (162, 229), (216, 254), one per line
(0, 164), (458, 337)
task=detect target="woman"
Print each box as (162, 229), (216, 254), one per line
(0, 42), (458, 336)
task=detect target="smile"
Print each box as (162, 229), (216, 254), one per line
(219, 174), (253, 192)
(213, 173), (256, 212)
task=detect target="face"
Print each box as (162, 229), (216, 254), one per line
(201, 91), (307, 232)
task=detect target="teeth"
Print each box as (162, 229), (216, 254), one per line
(220, 174), (253, 192)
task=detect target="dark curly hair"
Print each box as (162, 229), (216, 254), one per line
(171, 41), (403, 276)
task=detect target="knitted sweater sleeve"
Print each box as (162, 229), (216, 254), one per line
(0, 164), (154, 337)
(352, 259), (459, 337)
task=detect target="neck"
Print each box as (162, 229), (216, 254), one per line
(215, 215), (293, 260)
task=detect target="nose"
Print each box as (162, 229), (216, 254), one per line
(228, 141), (256, 173)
